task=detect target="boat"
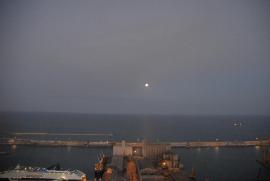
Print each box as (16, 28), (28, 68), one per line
(94, 154), (109, 181)
(233, 122), (242, 127)
(0, 164), (86, 181)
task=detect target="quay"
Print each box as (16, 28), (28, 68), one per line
(103, 141), (191, 181)
(0, 138), (269, 148)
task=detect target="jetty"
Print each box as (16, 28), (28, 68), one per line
(0, 138), (269, 148)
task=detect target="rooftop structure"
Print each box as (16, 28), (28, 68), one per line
(113, 141), (171, 159)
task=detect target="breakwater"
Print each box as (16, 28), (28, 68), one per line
(0, 138), (269, 148)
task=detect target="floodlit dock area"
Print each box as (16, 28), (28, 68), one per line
(107, 142), (194, 181)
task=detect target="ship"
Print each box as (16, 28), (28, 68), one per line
(0, 164), (86, 181)
(94, 154), (109, 181)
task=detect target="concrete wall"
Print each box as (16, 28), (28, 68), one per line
(113, 142), (171, 159)
(113, 142), (133, 156)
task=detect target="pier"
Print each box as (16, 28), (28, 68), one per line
(0, 138), (269, 148)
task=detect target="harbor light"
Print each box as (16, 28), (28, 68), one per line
(106, 168), (113, 174)
(61, 175), (66, 180)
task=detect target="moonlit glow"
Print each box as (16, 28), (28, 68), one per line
(145, 83), (149, 87)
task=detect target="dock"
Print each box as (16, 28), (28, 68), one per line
(104, 141), (195, 181)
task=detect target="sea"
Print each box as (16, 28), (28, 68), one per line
(0, 112), (269, 181)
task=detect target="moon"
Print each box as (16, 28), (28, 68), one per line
(144, 83), (149, 87)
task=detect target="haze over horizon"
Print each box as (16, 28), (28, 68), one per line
(1, 0), (270, 115)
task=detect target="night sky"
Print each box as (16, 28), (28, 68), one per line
(1, 0), (269, 115)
